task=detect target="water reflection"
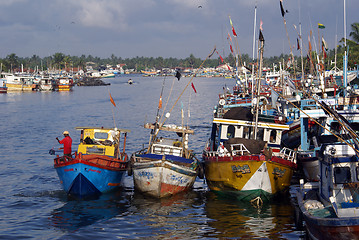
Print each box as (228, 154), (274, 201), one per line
(50, 190), (130, 232)
(204, 192), (296, 239)
(129, 190), (207, 239)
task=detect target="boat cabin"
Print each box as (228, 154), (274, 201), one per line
(76, 127), (130, 158)
(212, 118), (289, 151)
(320, 144), (359, 214)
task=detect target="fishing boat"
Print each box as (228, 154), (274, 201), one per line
(296, 142), (359, 239)
(55, 76), (74, 91)
(3, 73), (34, 91)
(129, 123), (202, 198)
(53, 127), (130, 198)
(202, 106), (297, 202)
(0, 78), (7, 93)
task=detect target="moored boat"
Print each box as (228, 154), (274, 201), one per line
(0, 78), (7, 93)
(296, 143), (359, 240)
(55, 76), (74, 91)
(202, 107), (297, 202)
(130, 123), (202, 198)
(53, 127), (130, 198)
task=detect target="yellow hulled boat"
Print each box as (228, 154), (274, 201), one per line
(203, 107), (297, 202)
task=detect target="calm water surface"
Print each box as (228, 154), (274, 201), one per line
(0, 76), (304, 239)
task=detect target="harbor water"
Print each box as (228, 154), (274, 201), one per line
(0, 76), (304, 239)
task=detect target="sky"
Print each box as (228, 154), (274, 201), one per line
(0, 0), (357, 59)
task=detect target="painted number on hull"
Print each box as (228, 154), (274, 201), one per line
(231, 165), (251, 174)
(138, 171), (154, 179)
(169, 175), (188, 184)
(272, 167), (286, 177)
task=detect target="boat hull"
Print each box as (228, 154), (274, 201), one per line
(297, 191), (359, 240)
(54, 155), (127, 198)
(203, 154), (295, 201)
(6, 83), (33, 91)
(132, 154), (198, 198)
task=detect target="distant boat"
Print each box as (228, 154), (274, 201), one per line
(53, 127), (130, 199)
(0, 78), (7, 93)
(55, 77), (74, 91)
(3, 73), (34, 91)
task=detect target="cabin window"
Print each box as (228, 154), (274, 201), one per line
(257, 128), (264, 141)
(269, 130), (277, 143)
(334, 167), (351, 184)
(227, 125), (235, 139)
(330, 122), (341, 134)
(94, 132), (108, 140)
(243, 126), (252, 139)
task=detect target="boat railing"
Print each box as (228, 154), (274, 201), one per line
(230, 144), (250, 156)
(278, 147), (297, 163)
(152, 143), (183, 157)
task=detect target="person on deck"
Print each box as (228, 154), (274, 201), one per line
(56, 131), (72, 157)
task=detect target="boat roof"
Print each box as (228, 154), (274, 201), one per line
(75, 127), (131, 133)
(144, 123), (194, 134)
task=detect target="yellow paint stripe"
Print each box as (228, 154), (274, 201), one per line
(213, 118), (289, 130)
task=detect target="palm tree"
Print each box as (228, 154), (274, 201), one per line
(349, 22), (359, 44)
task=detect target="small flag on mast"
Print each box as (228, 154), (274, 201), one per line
(158, 96), (162, 109)
(191, 83), (197, 93)
(175, 70), (181, 81)
(229, 16), (238, 37)
(318, 23), (325, 29)
(109, 92), (116, 107)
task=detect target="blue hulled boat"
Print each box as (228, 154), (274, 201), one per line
(54, 127), (130, 199)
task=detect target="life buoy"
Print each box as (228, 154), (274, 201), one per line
(219, 99), (226, 106)
(318, 63), (324, 71)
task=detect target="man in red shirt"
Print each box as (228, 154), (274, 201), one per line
(56, 131), (72, 157)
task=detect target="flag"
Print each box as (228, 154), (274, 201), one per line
(230, 45), (234, 53)
(260, 19), (263, 31)
(158, 96), (162, 109)
(322, 36), (328, 50)
(175, 70), (181, 80)
(280, 0), (286, 17)
(229, 16), (237, 37)
(109, 92), (116, 107)
(227, 32), (232, 42)
(208, 47), (216, 58)
(297, 38), (300, 50)
(232, 26), (237, 37)
(259, 30), (264, 42)
(318, 23), (325, 29)
(216, 50), (224, 63)
(191, 82), (197, 93)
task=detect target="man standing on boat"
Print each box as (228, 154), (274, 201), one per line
(56, 131), (72, 157)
